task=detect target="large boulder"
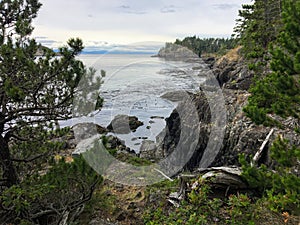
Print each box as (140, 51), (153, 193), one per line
(139, 140), (157, 160)
(71, 122), (108, 156)
(72, 122), (107, 142)
(107, 115), (143, 134)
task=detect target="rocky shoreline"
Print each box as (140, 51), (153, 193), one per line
(152, 47), (300, 172)
(65, 47), (300, 225)
(71, 46), (300, 174)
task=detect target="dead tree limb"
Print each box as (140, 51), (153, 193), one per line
(251, 128), (274, 166)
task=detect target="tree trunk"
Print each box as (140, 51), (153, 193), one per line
(0, 136), (18, 188)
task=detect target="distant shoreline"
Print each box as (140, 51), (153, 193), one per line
(62, 50), (157, 55)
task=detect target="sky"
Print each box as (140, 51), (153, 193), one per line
(32, 0), (252, 53)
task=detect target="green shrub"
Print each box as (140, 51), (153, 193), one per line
(240, 137), (300, 214)
(1, 156), (102, 224)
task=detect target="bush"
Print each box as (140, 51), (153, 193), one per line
(240, 137), (300, 214)
(1, 156), (102, 224)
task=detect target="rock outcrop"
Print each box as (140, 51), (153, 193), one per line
(156, 43), (198, 61)
(107, 115), (143, 134)
(155, 48), (300, 171)
(139, 140), (157, 160)
(212, 47), (255, 90)
(72, 122), (107, 143)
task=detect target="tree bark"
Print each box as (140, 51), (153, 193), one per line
(0, 135), (18, 188)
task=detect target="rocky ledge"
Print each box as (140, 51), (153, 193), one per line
(145, 47), (300, 171)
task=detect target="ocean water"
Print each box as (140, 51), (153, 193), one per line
(71, 54), (208, 151)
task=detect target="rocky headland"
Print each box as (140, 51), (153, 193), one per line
(72, 46), (300, 174)
(154, 42), (199, 61)
(143, 46), (300, 172)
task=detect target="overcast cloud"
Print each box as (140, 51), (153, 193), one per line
(32, 0), (252, 52)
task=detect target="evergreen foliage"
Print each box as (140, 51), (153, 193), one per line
(0, 0), (104, 223)
(244, 0), (300, 125)
(143, 179), (257, 225)
(1, 156), (101, 224)
(234, 0), (282, 65)
(240, 137), (300, 213)
(174, 36), (236, 57)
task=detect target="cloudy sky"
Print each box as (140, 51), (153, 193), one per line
(32, 0), (252, 53)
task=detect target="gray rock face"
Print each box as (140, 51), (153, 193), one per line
(160, 89), (300, 170)
(107, 115), (143, 134)
(140, 140), (157, 160)
(73, 123), (107, 142)
(211, 57), (254, 90)
(71, 123), (132, 156)
(153, 57), (300, 171)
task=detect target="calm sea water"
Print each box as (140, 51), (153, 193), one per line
(70, 54), (207, 151)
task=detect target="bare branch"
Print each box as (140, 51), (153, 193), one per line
(11, 153), (48, 163)
(67, 177), (100, 211)
(251, 128), (274, 166)
(154, 168), (174, 182)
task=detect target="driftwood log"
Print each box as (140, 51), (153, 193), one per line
(196, 167), (247, 190)
(168, 167), (249, 206)
(168, 129), (277, 206)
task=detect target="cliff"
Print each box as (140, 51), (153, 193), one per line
(151, 47), (300, 171)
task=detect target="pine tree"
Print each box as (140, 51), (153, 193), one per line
(174, 36), (236, 57)
(239, 0), (300, 216)
(234, 0), (282, 69)
(244, 0), (300, 125)
(0, 0), (85, 187)
(0, 0), (103, 223)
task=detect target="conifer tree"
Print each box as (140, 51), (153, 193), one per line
(239, 1), (300, 215)
(234, 0), (282, 69)
(244, 0), (300, 125)
(174, 36), (236, 57)
(0, 0), (103, 223)
(0, 0), (87, 187)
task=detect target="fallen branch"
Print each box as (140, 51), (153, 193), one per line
(154, 168), (174, 182)
(197, 167), (248, 190)
(169, 167), (249, 204)
(59, 210), (70, 225)
(251, 128), (274, 166)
